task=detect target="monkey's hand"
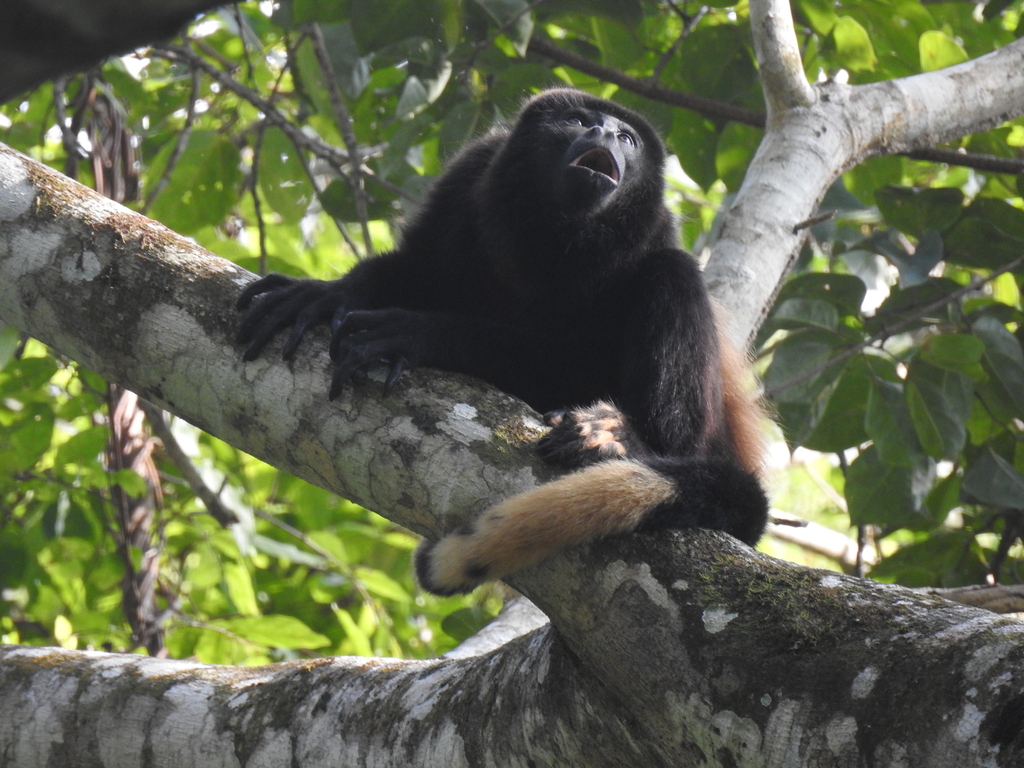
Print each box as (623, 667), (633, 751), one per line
(328, 308), (442, 400)
(237, 274), (351, 362)
(537, 401), (641, 468)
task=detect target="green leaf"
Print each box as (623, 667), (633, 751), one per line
(973, 315), (1024, 417)
(905, 361), (972, 461)
(292, 0), (348, 24)
(0, 402), (55, 475)
(355, 567), (411, 603)
(335, 607), (373, 656)
(801, 355), (871, 452)
(215, 615), (331, 649)
(54, 426), (108, 467)
(0, 325), (19, 371)
(868, 278), (961, 333)
(319, 178), (398, 221)
(866, 378), (923, 467)
(350, 0), (450, 52)
(224, 562), (260, 616)
(962, 449), (1024, 507)
(918, 31), (969, 72)
(774, 273), (867, 318)
(843, 156), (902, 206)
(147, 131), (242, 234)
(441, 606), (494, 641)
(763, 333), (842, 405)
(833, 16), (878, 72)
(846, 446), (935, 527)
(475, 0), (533, 55)
(439, 99), (482, 156)
(668, 111), (718, 191)
(770, 299), (839, 332)
(875, 186), (964, 238)
(715, 122), (761, 191)
(252, 534), (328, 568)
(319, 22), (372, 98)
(797, 0), (839, 35)
(107, 470), (148, 498)
(258, 127), (312, 224)
(944, 218), (1024, 269)
(0, 356), (58, 395)
(869, 530), (979, 586)
(918, 333), (986, 379)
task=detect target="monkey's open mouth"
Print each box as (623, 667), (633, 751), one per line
(569, 148), (620, 182)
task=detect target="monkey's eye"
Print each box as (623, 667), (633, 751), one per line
(561, 115), (584, 126)
(618, 132), (636, 147)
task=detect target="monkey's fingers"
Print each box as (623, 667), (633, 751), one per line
(329, 346), (373, 399)
(384, 358), (407, 392)
(235, 273), (295, 310)
(238, 297), (308, 361)
(281, 299), (344, 360)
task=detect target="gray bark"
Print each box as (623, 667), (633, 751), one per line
(706, 0), (1024, 347)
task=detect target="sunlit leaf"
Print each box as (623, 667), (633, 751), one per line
(215, 615), (331, 649)
(918, 31), (968, 73)
(833, 16), (877, 72)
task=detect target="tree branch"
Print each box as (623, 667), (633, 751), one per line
(750, 0), (815, 116)
(526, 36), (766, 127)
(705, 0), (1024, 347)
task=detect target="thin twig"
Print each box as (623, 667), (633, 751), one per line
(989, 511), (1023, 584)
(252, 508), (387, 627)
(528, 35), (766, 126)
(651, 4), (706, 83)
(137, 400), (237, 527)
(293, 137), (364, 256)
(462, 0), (547, 77)
(152, 44), (354, 171)
(141, 62), (201, 214)
(305, 22), (373, 255)
(905, 146), (1024, 175)
(792, 210), (836, 233)
(53, 75), (85, 168)
(250, 119), (269, 275)
(763, 254), (1024, 399)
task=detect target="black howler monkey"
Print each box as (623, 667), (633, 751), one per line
(237, 89), (770, 595)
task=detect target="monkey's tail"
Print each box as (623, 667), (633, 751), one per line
(414, 457), (767, 596)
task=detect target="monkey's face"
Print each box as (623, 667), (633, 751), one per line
(487, 89), (667, 255)
(554, 108), (643, 213)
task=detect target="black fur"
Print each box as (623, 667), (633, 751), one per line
(238, 89), (769, 583)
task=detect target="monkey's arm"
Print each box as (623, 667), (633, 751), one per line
(326, 306), (579, 404)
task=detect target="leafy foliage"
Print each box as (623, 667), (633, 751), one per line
(2, 0), (1024, 660)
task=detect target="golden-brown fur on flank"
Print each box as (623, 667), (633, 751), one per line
(417, 460), (677, 595)
(715, 314), (769, 478)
